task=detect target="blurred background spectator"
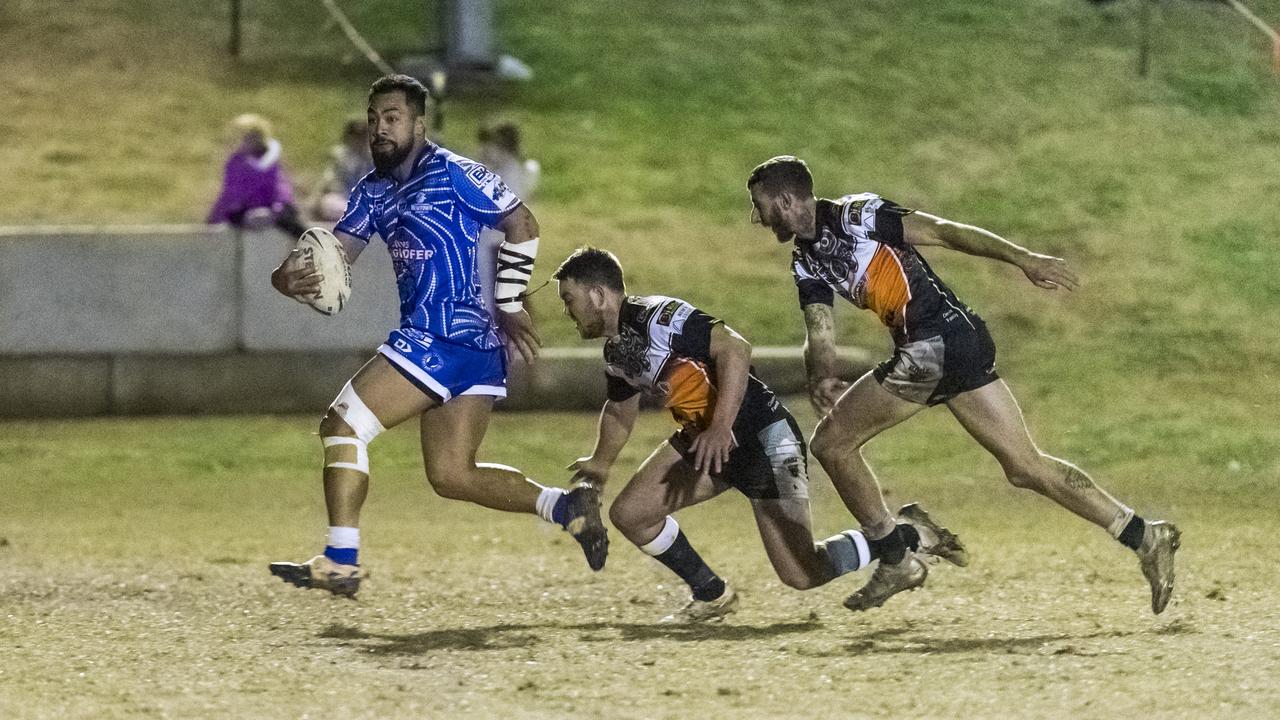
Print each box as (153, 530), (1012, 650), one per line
(207, 113), (305, 237)
(308, 117), (374, 222)
(477, 119), (540, 200)
(476, 119), (541, 316)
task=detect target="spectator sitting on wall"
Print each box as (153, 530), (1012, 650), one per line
(207, 113), (305, 237)
(309, 118), (374, 222)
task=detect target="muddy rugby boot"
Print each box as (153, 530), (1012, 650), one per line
(898, 503), (969, 567)
(660, 583), (739, 624)
(562, 483), (609, 571)
(269, 554), (362, 598)
(1136, 521), (1181, 614)
(844, 552), (928, 612)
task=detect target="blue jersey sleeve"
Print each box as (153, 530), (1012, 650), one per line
(447, 157), (523, 229)
(334, 180), (375, 242)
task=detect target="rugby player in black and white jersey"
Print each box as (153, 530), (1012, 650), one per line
(746, 155), (1180, 614)
(552, 247), (967, 622)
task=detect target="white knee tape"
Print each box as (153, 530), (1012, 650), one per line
(330, 382), (385, 444)
(324, 436), (369, 475)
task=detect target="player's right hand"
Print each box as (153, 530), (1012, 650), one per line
(497, 307), (543, 365)
(567, 456), (610, 488)
(271, 248), (322, 302)
(809, 377), (850, 416)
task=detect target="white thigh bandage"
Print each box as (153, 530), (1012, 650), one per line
(495, 237), (539, 313)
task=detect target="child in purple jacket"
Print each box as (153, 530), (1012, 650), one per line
(207, 114), (305, 237)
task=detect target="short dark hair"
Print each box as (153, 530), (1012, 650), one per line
(553, 247), (625, 293)
(368, 74), (428, 117)
(747, 155), (814, 197)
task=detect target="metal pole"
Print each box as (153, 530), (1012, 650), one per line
(229, 0), (242, 59)
(1138, 0), (1153, 77)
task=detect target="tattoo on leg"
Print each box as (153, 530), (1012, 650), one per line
(1064, 466), (1095, 492)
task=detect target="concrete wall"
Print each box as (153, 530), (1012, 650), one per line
(239, 229), (401, 351)
(0, 226), (871, 417)
(0, 226), (239, 353)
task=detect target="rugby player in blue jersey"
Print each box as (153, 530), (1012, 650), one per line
(266, 75), (607, 597)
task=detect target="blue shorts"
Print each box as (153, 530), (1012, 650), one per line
(377, 329), (507, 402)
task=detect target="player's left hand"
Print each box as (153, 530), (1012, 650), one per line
(1020, 252), (1079, 291)
(497, 307), (542, 365)
(689, 424), (736, 475)
(567, 455), (611, 487)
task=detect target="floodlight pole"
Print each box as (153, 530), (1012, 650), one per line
(229, 0), (242, 59)
(1138, 0), (1154, 77)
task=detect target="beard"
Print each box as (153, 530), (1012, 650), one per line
(371, 139), (412, 173)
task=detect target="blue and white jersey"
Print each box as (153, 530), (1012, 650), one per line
(336, 144), (522, 351)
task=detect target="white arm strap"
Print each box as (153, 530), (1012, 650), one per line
(495, 237), (539, 313)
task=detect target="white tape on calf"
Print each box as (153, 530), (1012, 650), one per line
(323, 436), (369, 474)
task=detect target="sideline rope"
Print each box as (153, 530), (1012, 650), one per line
(317, 0), (396, 75)
(1221, 0), (1280, 73)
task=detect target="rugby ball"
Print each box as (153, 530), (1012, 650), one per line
(296, 227), (351, 316)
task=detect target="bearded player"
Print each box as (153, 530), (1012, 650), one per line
(266, 75), (607, 597)
(555, 247), (966, 622)
(746, 155), (1179, 614)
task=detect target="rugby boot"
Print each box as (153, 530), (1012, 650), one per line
(562, 483), (609, 571)
(660, 583), (739, 624)
(268, 554), (362, 598)
(898, 503), (969, 567)
(1136, 520), (1181, 614)
(843, 552), (928, 612)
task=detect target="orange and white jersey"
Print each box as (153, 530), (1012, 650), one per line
(603, 295), (782, 432)
(793, 193), (979, 344)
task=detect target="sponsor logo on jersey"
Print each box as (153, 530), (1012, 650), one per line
(490, 180), (509, 202)
(467, 165), (496, 188)
(656, 300), (681, 326)
(388, 240), (435, 261)
(845, 199), (868, 227)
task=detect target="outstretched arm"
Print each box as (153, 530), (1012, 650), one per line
(569, 394), (641, 488)
(902, 211), (1080, 291)
(493, 204), (543, 364)
(803, 303), (849, 415)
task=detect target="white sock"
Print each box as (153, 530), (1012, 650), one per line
(1106, 507), (1135, 540)
(327, 526), (360, 549)
(536, 487), (566, 524)
(639, 517), (681, 556)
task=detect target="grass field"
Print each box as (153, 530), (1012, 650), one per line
(3, 0), (1280, 717)
(3, 407), (1278, 718)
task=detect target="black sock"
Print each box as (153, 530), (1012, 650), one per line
(868, 526), (908, 565)
(897, 522), (921, 552)
(1119, 514), (1146, 550)
(652, 530), (724, 601)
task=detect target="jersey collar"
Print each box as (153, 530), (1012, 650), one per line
(798, 198), (838, 245)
